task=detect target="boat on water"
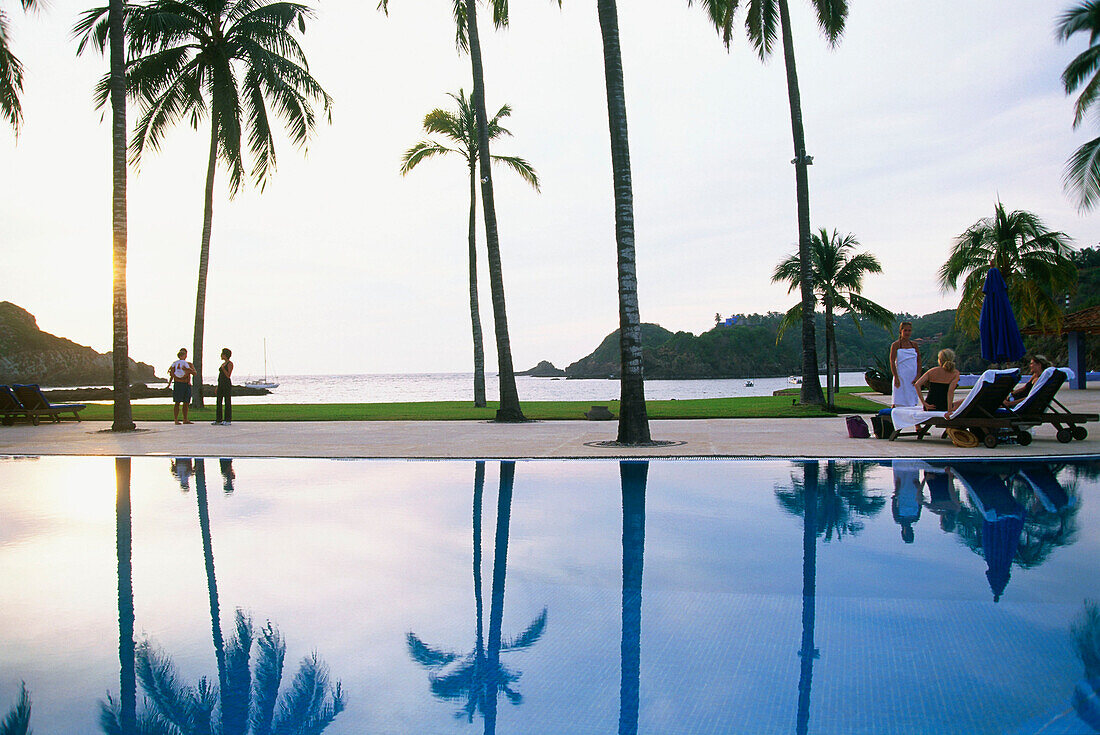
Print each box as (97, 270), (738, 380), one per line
(244, 339), (279, 390)
(744, 379), (754, 387)
(788, 375), (802, 384)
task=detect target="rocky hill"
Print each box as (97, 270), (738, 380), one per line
(0, 301), (160, 386)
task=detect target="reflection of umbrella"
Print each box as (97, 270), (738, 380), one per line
(952, 465), (1026, 602)
(979, 267), (1026, 363)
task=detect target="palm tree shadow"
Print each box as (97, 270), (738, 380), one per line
(406, 461), (548, 729)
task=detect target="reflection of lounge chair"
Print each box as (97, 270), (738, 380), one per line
(1, 385), (32, 426)
(1016, 462), (1073, 513)
(11, 384), (86, 424)
(889, 369), (1021, 448)
(1005, 368), (1097, 445)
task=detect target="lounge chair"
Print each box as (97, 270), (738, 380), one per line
(11, 384), (86, 424)
(1, 385), (32, 426)
(1004, 367), (1097, 444)
(888, 368), (1021, 448)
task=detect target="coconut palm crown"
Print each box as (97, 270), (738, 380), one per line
(1057, 1), (1100, 210)
(401, 90), (539, 409)
(0, 0), (38, 134)
(938, 202), (1076, 335)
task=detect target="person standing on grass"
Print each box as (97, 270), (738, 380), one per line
(167, 348), (196, 424)
(214, 348), (234, 426)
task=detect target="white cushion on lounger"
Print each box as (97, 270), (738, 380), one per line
(1009, 367), (1075, 414)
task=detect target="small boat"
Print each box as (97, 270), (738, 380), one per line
(788, 375), (802, 384)
(744, 379), (754, 387)
(244, 339), (279, 390)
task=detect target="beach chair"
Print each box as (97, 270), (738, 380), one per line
(888, 368), (1021, 448)
(1005, 368), (1097, 445)
(11, 384), (86, 424)
(1, 385), (32, 426)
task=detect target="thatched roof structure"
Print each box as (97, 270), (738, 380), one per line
(1021, 305), (1100, 336)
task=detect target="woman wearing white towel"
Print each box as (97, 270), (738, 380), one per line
(889, 322), (921, 407)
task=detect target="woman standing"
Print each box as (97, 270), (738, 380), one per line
(213, 348), (233, 426)
(889, 322), (921, 408)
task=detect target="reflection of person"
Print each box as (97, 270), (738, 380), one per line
(167, 348), (196, 425)
(892, 461), (925, 543)
(219, 457), (236, 494)
(170, 458), (193, 490)
(1004, 354), (1052, 408)
(923, 467), (960, 532)
(889, 322), (921, 408)
(213, 347), (234, 426)
(914, 349), (961, 412)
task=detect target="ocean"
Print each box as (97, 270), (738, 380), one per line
(133, 370), (875, 405)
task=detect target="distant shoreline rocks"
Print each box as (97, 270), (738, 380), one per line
(517, 360), (567, 377)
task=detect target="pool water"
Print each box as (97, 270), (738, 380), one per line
(1, 457), (1098, 734)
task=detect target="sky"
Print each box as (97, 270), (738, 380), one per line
(3, 0), (1098, 377)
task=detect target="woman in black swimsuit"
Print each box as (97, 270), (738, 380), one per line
(914, 349), (961, 412)
(1004, 355), (1052, 407)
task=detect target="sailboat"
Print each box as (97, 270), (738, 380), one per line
(244, 339), (279, 390)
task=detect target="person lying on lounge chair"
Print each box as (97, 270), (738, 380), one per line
(1004, 354), (1052, 408)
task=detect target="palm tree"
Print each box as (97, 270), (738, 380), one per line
(1057, 2), (1100, 211)
(75, 0), (333, 409)
(773, 228), (893, 407)
(775, 460), (886, 541)
(938, 202), (1077, 336)
(401, 91), (540, 409)
(691, 0), (849, 407)
(597, 0), (651, 444)
(379, 0), (539, 422)
(0, 0), (37, 134)
(112, 456), (138, 734)
(74, 0), (136, 431)
(99, 611), (346, 733)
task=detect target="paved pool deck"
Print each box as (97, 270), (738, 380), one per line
(2, 387), (1098, 460)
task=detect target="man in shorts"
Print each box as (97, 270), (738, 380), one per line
(167, 348), (197, 424)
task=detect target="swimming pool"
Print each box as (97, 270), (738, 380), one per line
(1, 457), (1098, 734)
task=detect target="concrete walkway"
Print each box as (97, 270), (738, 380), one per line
(2, 385), (1098, 460)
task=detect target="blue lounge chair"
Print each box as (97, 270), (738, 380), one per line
(11, 384), (86, 424)
(1, 385), (32, 426)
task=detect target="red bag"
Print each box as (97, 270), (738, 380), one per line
(846, 415), (870, 438)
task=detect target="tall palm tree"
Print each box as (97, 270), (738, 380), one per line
(1057, 2), (1100, 211)
(0, 0), (37, 134)
(112, 456), (138, 734)
(773, 228), (893, 407)
(597, 0), (651, 445)
(795, 460), (819, 735)
(939, 202), (1077, 336)
(75, 0), (136, 431)
(691, 0), (849, 407)
(379, 0), (540, 422)
(75, 0), (333, 409)
(401, 91), (540, 409)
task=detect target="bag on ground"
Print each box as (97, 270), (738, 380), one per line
(846, 415), (870, 438)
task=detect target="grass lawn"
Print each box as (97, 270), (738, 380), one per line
(78, 392), (884, 422)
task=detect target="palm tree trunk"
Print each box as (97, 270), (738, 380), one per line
(777, 0), (824, 406)
(831, 335), (840, 398)
(109, 0), (134, 431)
(195, 459), (229, 708)
(191, 122), (219, 409)
(472, 460), (485, 657)
(484, 460), (515, 734)
(796, 461), (820, 735)
(824, 301), (835, 408)
(465, 0), (523, 422)
(114, 457), (137, 735)
(597, 0), (651, 445)
(619, 461), (647, 735)
(469, 166), (487, 408)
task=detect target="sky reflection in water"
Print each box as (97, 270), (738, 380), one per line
(1, 456), (1099, 734)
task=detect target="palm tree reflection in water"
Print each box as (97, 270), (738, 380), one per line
(99, 459), (345, 733)
(619, 461), (647, 735)
(407, 461), (547, 731)
(796, 461), (821, 735)
(775, 461), (886, 542)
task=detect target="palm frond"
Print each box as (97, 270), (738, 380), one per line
(1064, 134), (1100, 211)
(502, 608), (548, 650)
(812, 0), (847, 46)
(407, 632), (459, 669)
(71, 5), (111, 56)
(745, 0), (778, 59)
(686, 0), (742, 48)
(400, 140), (459, 174)
(0, 22), (26, 133)
(249, 620), (286, 735)
(774, 302), (802, 343)
(1, 682), (31, 735)
(771, 251), (802, 291)
(491, 154), (540, 191)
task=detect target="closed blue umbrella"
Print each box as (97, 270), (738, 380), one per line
(979, 266), (1026, 363)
